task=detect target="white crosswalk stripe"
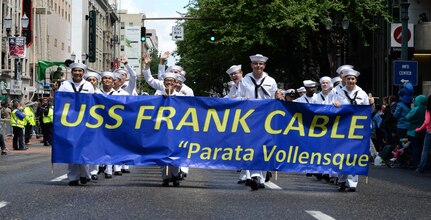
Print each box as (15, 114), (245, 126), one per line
(50, 174), (68, 182)
(0, 201), (10, 209)
(306, 210), (336, 220)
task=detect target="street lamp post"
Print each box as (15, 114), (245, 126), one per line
(4, 16), (12, 37)
(326, 15), (350, 72)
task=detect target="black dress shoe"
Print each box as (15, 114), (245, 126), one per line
(265, 171), (272, 182)
(80, 177), (89, 184)
(114, 171), (122, 176)
(250, 177), (259, 191)
(237, 180), (246, 184)
(245, 179), (252, 186)
(121, 169), (130, 173)
(258, 183), (265, 189)
(306, 173), (313, 177)
(91, 175), (98, 180)
(105, 174), (112, 179)
(172, 177), (180, 187)
(162, 179), (169, 187)
(348, 188), (356, 192)
(1, 151), (7, 155)
(68, 180), (79, 186)
(338, 182), (347, 192)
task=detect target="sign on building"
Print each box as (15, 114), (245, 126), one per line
(124, 26), (142, 72)
(9, 80), (23, 95)
(393, 60), (418, 86)
(8, 37), (26, 58)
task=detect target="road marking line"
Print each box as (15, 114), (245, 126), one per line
(305, 210), (336, 220)
(264, 181), (282, 189)
(0, 201), (10, 209)
(51, 174), (68, 182)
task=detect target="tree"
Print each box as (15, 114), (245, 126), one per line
(176, 0), (390, 96)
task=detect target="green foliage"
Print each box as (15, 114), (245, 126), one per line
(176, 0), (390, 96)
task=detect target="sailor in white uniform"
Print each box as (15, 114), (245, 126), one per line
(237, 54), (277, 190)
(294, 80), (317, 104)
(224, 65), (243, 98)
(58, 63), (94, 186)
(333, 69), (372, 192)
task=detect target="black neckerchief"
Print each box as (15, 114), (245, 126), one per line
(249, 76), (269, 98)
(343, 90), (359, 105)
(70, 81), (84, 93)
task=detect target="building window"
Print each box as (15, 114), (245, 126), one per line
(120, 22), (125, 29)
(121, 35), (124, 40)
(54, 39), (57, 47)
(129, 22), (133, 26)
(61, 42), (64, 50)
(121, 45), (124, 51)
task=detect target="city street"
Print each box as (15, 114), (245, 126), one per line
(0, 138), (430, 220)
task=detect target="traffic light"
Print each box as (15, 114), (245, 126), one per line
(141, 27), (147, 42)
(209, 29), (216, 41)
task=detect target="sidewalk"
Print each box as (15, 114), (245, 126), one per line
(4, 135), (52, 154)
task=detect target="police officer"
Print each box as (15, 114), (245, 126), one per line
(23, 101), (36, 144)
(10, 99), (26, 150)
(58, 62), (94, 186)
(40, 98), (53, 146)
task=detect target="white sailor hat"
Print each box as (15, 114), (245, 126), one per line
(180, 70), (186, 76)
(114, 73), (123, 80)
(297, 87), (306, 93)
(331, 76), (342, 84)
(303, 80), (317, 88)
(162, 72), (178, 80)
(319, 76), (332, 84)
(84, 71), (101, 81)
(166, 65), (183, 73)
(226, 65), (242, 75)
(249, 54), (268, 63)
(285, 89), (296, 96)
(177, 74), (186, 82)
(336, 64), (354, 75)
(114, 68), (128, 79)
(101, 71), (115, 79)
(69, 63), (87, 72)
(342, 69), (360, 78)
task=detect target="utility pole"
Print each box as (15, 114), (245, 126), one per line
(400, 0), (410, 60)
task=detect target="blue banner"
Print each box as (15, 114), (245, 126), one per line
(52, 92), (372, 175)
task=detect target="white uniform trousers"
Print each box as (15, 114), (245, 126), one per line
(239, 170), (251, 181)
(338, 174), (358, 188)
(104, 165), (122, 175)
(89, 164), (99, 175)
(161, 166), (180, 180)
(180, 167), (189, 174)
(250, 170), (266, 184)
(68, 164), (90, 181)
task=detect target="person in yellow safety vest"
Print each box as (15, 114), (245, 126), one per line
(40, 98), (53, 146)
(10, 99), (27, 150)
(23, 101), (36, 145)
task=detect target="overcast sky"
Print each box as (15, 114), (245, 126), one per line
(119, 0), (191, 54)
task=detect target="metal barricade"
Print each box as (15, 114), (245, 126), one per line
(0, 119), (13, 136)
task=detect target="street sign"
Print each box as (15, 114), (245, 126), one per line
(393, 60), (418, 86)
(25, 86), (36, 92)
(172, 26), (184, 41)
(390, 23), (414, 47)
(9, 79), (22, 95)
